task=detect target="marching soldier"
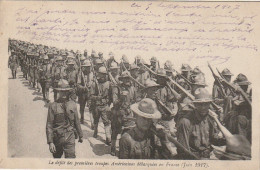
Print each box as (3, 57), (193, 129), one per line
(46, 79), (83, 158)
(110, 71), (137, 156)
(212, 68), (234, 120)
(39, 55), (52, 102)
(176, 64), (192, 91)
(120, 55), (130, 73)
(177, 88), (225, 159)
(65, 60), (78, 101)
(77, 60), (94, 125)
(89, 66), (111, 145)
(224, 73), (252, 142)
(52, 56), (67, 101)
(8, 52), (19, 79)
(119, 98), (161, 159)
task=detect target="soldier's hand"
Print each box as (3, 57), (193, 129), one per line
(78, 137), (83, 143)
(49, 143), (56, 153)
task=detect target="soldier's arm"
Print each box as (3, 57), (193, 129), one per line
(73, 103), (83, 139)
(46, 104), (55, 144)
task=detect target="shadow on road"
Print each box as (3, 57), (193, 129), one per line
(32, 91), (42, 96)
(33, 96), (43, 101)
(92, 144), (111, 156)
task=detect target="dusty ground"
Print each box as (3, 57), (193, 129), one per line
(8, 69), (118, 159)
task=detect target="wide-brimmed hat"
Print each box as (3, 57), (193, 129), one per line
(118, 71), (130, 80)
(81, 60), (91, 67)
(122, 55), (129, 64)
(67, 60), (74, 65)
(109, 52), (114, 57)
(110, 62), (119, 69)
(221, 68), (233, 76)
(54, 79), (72, 91)
(131, 98), (161, 119)
(157, 68), (167, 77)
(235, 73), (251, 85)
(142, 79), (163, 91)
(130, 64), (140, 71)
(95, 59), (103, 65)
(98, 66), (107, 74)
(164, 60), (173, 72)
(181, 64), (192, 72)
(98, 52), (103, 56)
(56, 55), (64, 61)
(150, 56), (157, 63)
(43, 55), (49, 60)
(80, 56), (86, 61)
(191, 74), (207, 86)
(191, 66), (202, 77)
(192, 88), (212, 103)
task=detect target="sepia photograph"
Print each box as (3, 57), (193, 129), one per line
(0, 1), (259, 169)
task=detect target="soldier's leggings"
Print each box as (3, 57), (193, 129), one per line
(53, 131), (76, 158)
(78, 94), (87, 120)
(94, 106), (110, 127)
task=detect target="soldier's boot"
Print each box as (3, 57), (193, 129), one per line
(93, 124), (98, 138)
(105, 126), (111, 145)
(89, 113), (94, 130)
(110, 139), (116, 156)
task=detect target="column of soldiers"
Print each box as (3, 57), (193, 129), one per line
(9, 39), (252, 160)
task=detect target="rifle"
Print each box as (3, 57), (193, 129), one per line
(150, 126), (200, 160)
(176, 70), (192, 85)
(219, 77), (252, 107)
(208, 62), (227, 98)
(216, 68), (236, 97)
(125, 71), (145, 89)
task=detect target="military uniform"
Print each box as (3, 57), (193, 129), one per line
(110, 71), (137, 155)
(52, 56), (67, 101)
(39, 55), (52, 101)
(177, 88), (225, 159)
(9, 54), (19, 79)
(46, 79), (83, 158)
(90, 66), (111, 144)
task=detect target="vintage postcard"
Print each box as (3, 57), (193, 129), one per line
(0, 1), (259, 169)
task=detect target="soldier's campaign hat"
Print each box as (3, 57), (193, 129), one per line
(67, 53), (75, 59)
(191, 66), (202, 77)
(192, 88), (212, 103)
(43, 55), (49, 60)
(95, 59), (103, 65)
(150, 56), (157, 62)
(191, 74), (207, 86)
(118, 71), (130, 80)
(122, 55), (129, 64)
(130, 64), (140, 70)
(80, 56), (86, 61)
(181, 64), (192, 72)
(67, 60), (74, 65)
(56, 55), (64, 61)
(130, 98), (161, 119)
(221, 68), (234, 76)
(157, 68), (167, 77)
(98, 52), (103, 56)
(234, 73), (251, 85)
(164, 60), (173, 72)
(143, 79), (163, 91)
(110, 62), (119, 69)
(81, 60), (91, 67)
(54, 79), (72, 91)
(84, 49), (88, 54)
(109, 52), (114, 57)
(136, 55), (141, 60)
(98, 66), (107, 74)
